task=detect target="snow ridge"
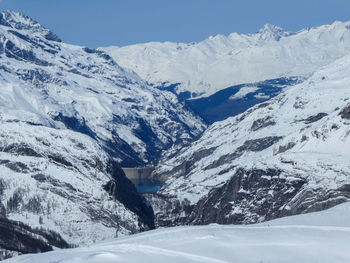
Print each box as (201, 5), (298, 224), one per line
(0, 10), (61, 42)
(102, 20), (350, 98)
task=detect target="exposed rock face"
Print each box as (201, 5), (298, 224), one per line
(142, 193), (190, 228)
(339, 105), (350, 120)
(187, 168), (305, 225)
(251, 116), (276, 131)
(302, 112), (328, 124)
(153, 54), (350, 227)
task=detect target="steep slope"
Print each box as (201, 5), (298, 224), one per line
(102, 22), (350, 98)
(0, 10), (205, 258)
(0, 10), (205, 168)
(152, 53), (350, 226)
(4, 202), (350, 263)
(0, 122), (154, 248)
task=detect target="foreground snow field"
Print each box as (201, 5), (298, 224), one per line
(5, 202), (350, 263)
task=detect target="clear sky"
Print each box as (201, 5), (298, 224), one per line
(1, 0), (350, 48)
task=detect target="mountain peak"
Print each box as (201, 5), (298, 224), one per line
(1, 10), (40, 30)
(0, 10), (61, 42)
(257, 24), (291, 41)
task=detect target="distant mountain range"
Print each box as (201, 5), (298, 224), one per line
(102, 22), (350, 98)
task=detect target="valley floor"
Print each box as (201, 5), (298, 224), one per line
(4, 202), (350, 263)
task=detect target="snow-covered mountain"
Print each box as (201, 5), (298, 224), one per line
(0, 10), (205, 168)
(0, 10), (206, 258)
(151, 52), (350, 226)
(4, 202), (350, 263)
(102, 21), (350, 98)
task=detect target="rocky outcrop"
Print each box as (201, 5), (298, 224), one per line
(186, 168), (305, 224)
(204, 136), (282, 170)
(251, 116), (276, 131)
(302, 112), (328, 124)
(339, 105), (350, 120)
(142, 193), (190, 228)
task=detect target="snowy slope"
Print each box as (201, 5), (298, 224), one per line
(151, 52), (350, 226)
(4, 202), (350, 263)
(0, 10), (205, 167)
(102, 22), (350, 98)
(0, 122), (154, 247)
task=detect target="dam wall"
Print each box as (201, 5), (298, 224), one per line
(122, 167), (162, 193)
(122, 167), (154, 181)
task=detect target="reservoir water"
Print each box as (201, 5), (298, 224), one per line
(137, 185), (159, 193)
(122, 167), (162, 193)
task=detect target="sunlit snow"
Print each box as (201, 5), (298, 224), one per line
(5, 202), (350, 263)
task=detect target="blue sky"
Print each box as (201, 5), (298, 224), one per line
(1, 0), (350, 47)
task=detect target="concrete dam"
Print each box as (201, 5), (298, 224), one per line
(122, 167), (163, 193)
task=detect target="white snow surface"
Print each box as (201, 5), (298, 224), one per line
(157, 52), (350, 205)
(5, 202), (350, 263)
(102, 21), (350, 98)
(229, 86), (259, 100)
